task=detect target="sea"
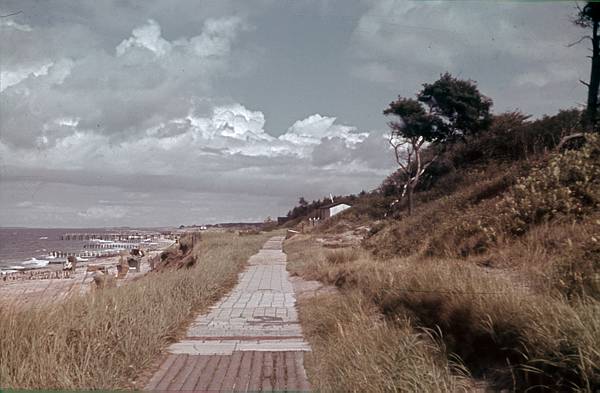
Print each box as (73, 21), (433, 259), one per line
(0, 227), (160, 271)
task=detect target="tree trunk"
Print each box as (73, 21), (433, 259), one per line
(587, 19), (600, 131)
(407, 182), (414, 215)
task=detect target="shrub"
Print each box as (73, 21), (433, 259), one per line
(446, 109), (581, 166)
(554, 228), (600, 300)
(498, 133), (600, 235)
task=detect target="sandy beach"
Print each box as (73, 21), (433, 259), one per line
(0, 248), (169, 305)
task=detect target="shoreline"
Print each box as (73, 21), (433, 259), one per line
(0, 245), (173, 304)
(0, 227), (177, 275)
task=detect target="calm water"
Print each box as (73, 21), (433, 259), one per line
(0, 228), (140, 269)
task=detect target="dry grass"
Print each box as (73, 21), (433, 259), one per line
(0, 231), (274, 390)
(487, 214), (600, 300)
(298, 291), (469, 393)
(285, 235), (600, 391)
(363, 171), (516, 259)
(324, 247), (360, 265)
(286, 237), (469, 392)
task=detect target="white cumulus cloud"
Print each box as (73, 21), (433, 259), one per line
(78, 206), (127, 220)
(116, 19), (171, 57)
(279, 114), (368, 147)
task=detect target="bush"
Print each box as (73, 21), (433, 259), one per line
(498, 133), (600, 235)
(447, 109), (582, 166)
(555, 227), (600, 300)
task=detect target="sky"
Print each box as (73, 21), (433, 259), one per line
(0, 0), (590, 227)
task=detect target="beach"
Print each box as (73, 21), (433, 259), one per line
(0, 247), (170, 304)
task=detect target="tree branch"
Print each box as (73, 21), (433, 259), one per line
(556, 133), (585, 151)
(388, 135), (409, 172)
(0, 10), (22, 18)
(419, 153), (440, 175)
(567, 35), (593, 47)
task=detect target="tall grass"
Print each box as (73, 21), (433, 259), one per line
(286, 238), (469, 392)
(285, 236), (600, 391)
(298, 292), (468, 393)
(0, 231), (273, 390)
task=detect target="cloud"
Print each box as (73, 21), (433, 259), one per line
(188, 16), (246, 58)
(0, 97), (395, 228)
(311, 137), (351, 166)
(513, 63), (580, 88)
(116, 19), (171, 57)
(189, 104), (273, 142)
(78, 206), (127, 220)
(0, 102), (389, 173)
(10, 1), (586, 226)
(350, 1), (587, 115)
(0, 62), (52, 92)
(0, 16), (250, 149)
(0, 19), (32, 32)
(279, 114), (368, 147)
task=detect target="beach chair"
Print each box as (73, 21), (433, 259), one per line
(63, 256), (77, 271)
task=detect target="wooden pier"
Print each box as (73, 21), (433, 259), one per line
(45, 250), (123, 260)
(44, 232), (172, 262)
(60, 232), (162, 241)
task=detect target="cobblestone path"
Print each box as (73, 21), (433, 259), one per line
(145, 236), (311, 392)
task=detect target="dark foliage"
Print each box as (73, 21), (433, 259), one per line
(384, 73), (493, 146)
(383, 97), (447, 142)
(418, 72), (493, 141)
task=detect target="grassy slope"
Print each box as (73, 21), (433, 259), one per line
(0, 231), (274, 390)
(285, 135), (600, 392)
(286, 238), (469, 393)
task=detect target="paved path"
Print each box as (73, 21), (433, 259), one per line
(145, 236), (311, 392)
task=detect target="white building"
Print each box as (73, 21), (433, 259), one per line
(317, 202), (351, 219)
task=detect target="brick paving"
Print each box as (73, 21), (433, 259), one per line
(145, 236), (311, 392)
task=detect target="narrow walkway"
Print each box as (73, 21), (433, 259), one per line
(145, 236), (311, 392)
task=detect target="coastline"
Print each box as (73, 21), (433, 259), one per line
(0, 246), (171, 304)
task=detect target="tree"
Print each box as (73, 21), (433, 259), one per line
(418, 72), (493, 141)
(574, 2), (600, 131)
(384, 98), (444, 214)
(298, 197), (308, 209)
(384, 73), (492, 215)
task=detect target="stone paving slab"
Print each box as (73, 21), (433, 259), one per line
(145, 236), (311, 392)
(169, 339), (311, 355)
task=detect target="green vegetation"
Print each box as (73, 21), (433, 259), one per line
(384, 73), (492, 214)
(0, 231), (273, 390)
(284, 71), (600, 391)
